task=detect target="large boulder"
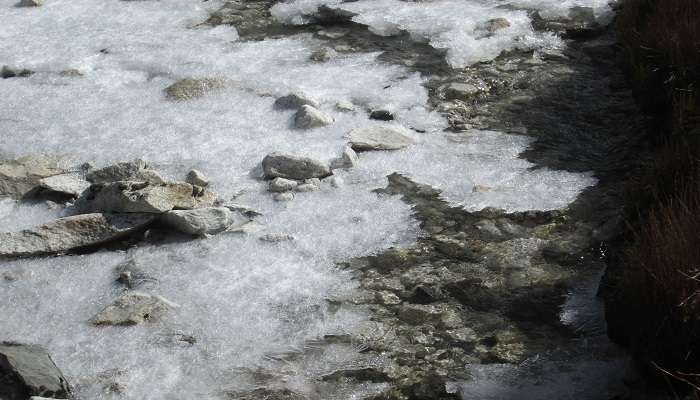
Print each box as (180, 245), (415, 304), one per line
(76, 181), (217, 214)
(348, 126), (415, 151)
(92, 291), (177, 326)
(0, 342), (70, 400)
(0, 154), (66, 198)
(86, 160), (164, 184)
(262, 153), (331, 180)
(0, 213), (155, 258)
(160, 207), (248, 235)
(294, 105), (334, 129)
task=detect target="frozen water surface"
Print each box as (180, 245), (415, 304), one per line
(1, 0), (599, 398)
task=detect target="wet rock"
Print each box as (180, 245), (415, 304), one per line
(273, 93), (320, 110)
(444, 83), (481, 101)
(541, 240), (585, 266)
(348, 126), (415, 151)
(374, 290), (402, 305)
(444, 327), (478, 344)
(432, 235), (481, 262)
(369, 109), (395, 121)
(472, 184), (491, 193)
(321, 367), (390, 383)
(16, 0), (42, 6)
(164, 77), (225, 101)
(484, 17), (511, 33)
(0, 154), (66, 198)
(59, 69), (83, 77)
(161, 207), (246, 235)
(76, 181), (216, 214)
(397, 304), (443, 325)
(86, 160), (164, 184)
(259, 233), (295, 242)
(294, 105), (334, 129)
(273, 192), (294, 202)
(115, 259), (156, 289)
(474, 219), (502, 238)
(309, 47), (337, 62)
(262, 152), (332, 180)
(0, 342), (70, 400)
(38, 174), (90, 198)
(92, 291), (177, 326)
(227, 388), (307, 400)
(185, 169), (209, 187)
(1, 65), (34, 78)
(0, 213), (154, 258)
(268, 177), (298, 193)
(330, 146), (358, 169)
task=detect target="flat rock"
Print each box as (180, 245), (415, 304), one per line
(0, 213), (154, 258)
(0, 154), (66, 198)
(444, 82), (481, 101)
(262, 152), (332, 180)
(86, 160), (164, 184)
(348, 126), (415, 151)
(294, 105), (334, 129)
(185, 169), (209, 187)
(273, 93), (320, 110)
(92, 291), (177, 326)
(164, 77), (225, 101)
(161, 207), (247, 235)
(76, 181), (216, 214)
(38, 174), (90, 198)
(330, 146), (358, 169)
(0, 342), (70, 399)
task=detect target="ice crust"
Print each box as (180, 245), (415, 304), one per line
(1, 0), (597, 398)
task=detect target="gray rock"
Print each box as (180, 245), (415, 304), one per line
(369, 109), (394, 121)
(262, 152), (332, 180)
(0, 213), (154, 258)
(164, 77), (225, 101)
(185, 169), (209, 187)
(273, 192), (294, 202)
(335, 100), (355, 112)
(161, 207), (247, 235)
(444, 83), (481, 101)
(92, 291), (177, 326)
(16, 0), (42, 6)
(294, 105), (334, 129)
(1, 65), (34, 78)
(472, 184), (491, 193)
(0, 154), (66, 198)
(221, 203), (262, 218)
(115, 259), (157, 289)
(0, 342), (70, 399)
(268, 177), (298, 193)
(295, 183), (319, 192)
(38, 174), (90, 198)
(259, 233), (295, 242)
(330, 146), (358, 169)
(76, 181), (217, 214)
(309, 47), (338, 62)
(397, 304), (443, 325)
(273, 93), (320, 110)
(474, 219), (502, 237)
(484, 17), (511, 33)
(348, 126), (415, 151)
(86, 160), (164, 184)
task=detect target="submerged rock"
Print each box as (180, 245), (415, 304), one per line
(0, 154), (66, 198)
(273, 93), (320, 110)
(0, 213), (154, 258)
(262, 152), (332, 180)
(161, 207), (247, 235)
(0, 342), (70, 400)
(185, 169), (209, 187)
(92, 291), (177, 326)
(164, 77), (225, 101)
(348, 126), (415, 151)
(484, 17), (511, 33)
(38, 174), (90, 198)
(86, 160), (164, 184)
(76, 181), (216, 214)
(294, 105), (334, 129)
(330, 146), (358, 169)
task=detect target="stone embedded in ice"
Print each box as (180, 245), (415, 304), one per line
(164, 77), (226, 101)
(348, 126), (415, 151)
(268, 177), (298, 193)
(443, 82), (482, 101)
(16, 0), (42, 7)
(273, 92), (320, 110)
(272, 192), (295, 202)
(262, 152), (332, 180)
(309, 47), (338, 62)
(161, 207), (248, 236)
(330, 146), (359, 169)
(92, 291), (177, 326)
(293, 105), (334, 129)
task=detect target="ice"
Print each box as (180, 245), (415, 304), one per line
(1, 0), (598, 398)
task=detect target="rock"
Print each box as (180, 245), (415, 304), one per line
(228, 388), (307, 400)
(92, 291), (177, 326)
(16, 0), (42, 6)
(262, 152), (332, 180)
(330, 146), (358, 169)
(185, 169), (209, 187)
(115, 259), (156, 289)
(295, 183), (319, 192)
(259, 233), (295, 242)
(0, 342), (70, 399)
(38, 174), (90, 198)
(268, 177), (298, 193)
(76, 181), (216, 214)
(328, 176), (343, 188)
(444, 83), (481, 101)
(59, 69), (83, 77)
(86, 160), (164, 184)
(484, 17), (511, 33)
(273, 93), (320, 110)
(0, 213), (154, 258)
(0, 154), (66, 198)
(220, 203), (262, 218)
(294, 105), (334, 129)
(161, 207), (247, 235)
(348, 126), (415, 151)
(374, 290), (401, 305)
(1, 65), (34, 78)
(309, 47), (337, 62)
(369, 109), (394, 121)
(472, 184), (491, 193)
(474, 219), (502, 237)
(335, 100), (355, 112)
(541, 240), (584, 266)
(164, 77), (225, 101)
(397, 304), (443, 325)
(273, 192), (294, 202)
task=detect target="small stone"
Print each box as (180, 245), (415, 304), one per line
(485, 17), (511, 33)
(268, 177), (298, 193)
(59, 69), (83, 77)
(335, 100), (355, 112)
(161, 207), (247, 235)
(86, 160), (164, 184)
(294, 105), (334, 129)
(16, 0), (42, 6)
(185, 169), (209, 187)
(295, 183), (319, 192)
(273, 93), (320, 110)
(397, 304), (443, 325)
(374, 291), (401, 305)
(348, 126), (415, 151)
(444, 83), (481, 101)
(369, 109), (394, 121)
(1, 65), (34, 78)
(115, 259), (156, 289)
(444, 327), (478, 343)
(309, 47), (338, 62)
(92, 291), (177, 326)
(164, 77), (225, 101)
(273, 192), (294, 202)
(330, 146), (358, 169)
(474, 219), (502, 237)
(472, 184), (491, 193)
(262, 152), (332, 180)
(316, 29), (347, 39)
(259, 233), (295, 242)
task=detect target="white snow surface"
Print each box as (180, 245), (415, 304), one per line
(1, 0), (597, 398)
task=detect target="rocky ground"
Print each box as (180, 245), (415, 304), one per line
(0, 0), (660, 399)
